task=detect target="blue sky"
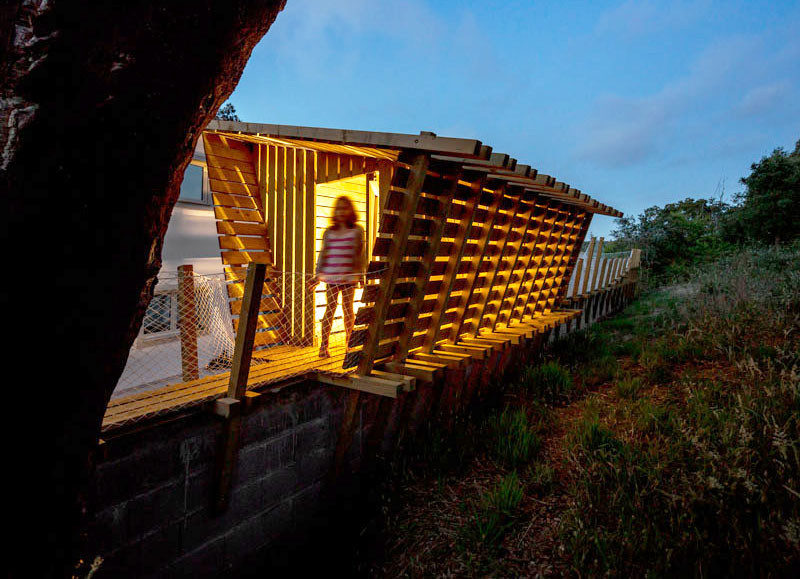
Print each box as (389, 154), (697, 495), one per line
(229, 0), (800, 238)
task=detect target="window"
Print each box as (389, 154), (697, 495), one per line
(179, 162), (208, 203)
(142, 291), (178, 336)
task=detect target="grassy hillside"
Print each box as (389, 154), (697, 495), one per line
(362, 244), (800, 577)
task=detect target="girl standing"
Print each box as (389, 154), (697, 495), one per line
(310, 196), (365, 358)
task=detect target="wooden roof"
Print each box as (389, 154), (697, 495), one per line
(206, 120), (622, 217)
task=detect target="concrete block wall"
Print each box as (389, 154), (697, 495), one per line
(91, 384), (365, 577)
(90, 279), (638, 577)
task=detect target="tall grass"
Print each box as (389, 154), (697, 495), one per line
(560, 244), (800, 577)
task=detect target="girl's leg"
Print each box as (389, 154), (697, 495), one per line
(341, 284), (355, 349)
(319, 284), (341, 357)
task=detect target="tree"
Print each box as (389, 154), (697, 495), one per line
(1, 2), (285, 576)
(732, 140), (800, 246)
(609, 198), (731, 277)
(216, 102), (240, 121)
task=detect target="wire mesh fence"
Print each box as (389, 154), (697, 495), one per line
(111, 268), (369, 401)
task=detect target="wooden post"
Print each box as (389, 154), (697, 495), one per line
(571, 258), (583, 298)
(177, 264), (199, 382)
(214, 262), (266, 513)
(589, 237), (604, 292)
(580, 237), (596, 296)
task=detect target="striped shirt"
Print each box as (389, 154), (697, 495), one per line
(316, 226), (364, 284)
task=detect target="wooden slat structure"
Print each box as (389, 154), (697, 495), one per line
(103, 121), (624, 432)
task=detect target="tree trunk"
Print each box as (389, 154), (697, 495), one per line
(1, 1), (285, 576)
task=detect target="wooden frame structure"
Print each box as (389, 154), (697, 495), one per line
(202, 120), (620, 382)
(102, 121), (624, 433)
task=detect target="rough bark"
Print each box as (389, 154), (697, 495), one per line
(1, 1), (285, 575)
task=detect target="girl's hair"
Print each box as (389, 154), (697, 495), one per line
(332, 195), (358, 228)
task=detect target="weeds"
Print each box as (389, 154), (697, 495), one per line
(485, 407), (542, 469)
(518, 361), (573, 404)
(461, 472), (524, 552)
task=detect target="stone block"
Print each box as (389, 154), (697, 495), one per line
(241, 403), (296, 446)
(127, 478), (185, 539)
(138, 522), (183, 576)
(261, 466), (300, 508)
(294, 417), (330, 456)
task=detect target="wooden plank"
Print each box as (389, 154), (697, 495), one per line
(570, 257), (583, 298)
(214, 206), (263, 223)
(550, 212), (592, 308)
(381, 361), (440, 383)
(355, 153), (430, 375)
(220, 251), (272, 265)
(507, 202), (554, 321)
(212, 192), (260, 210)
(216, 221), (268, 237)
(304, 150), (316, 343)
(207, 166), (258, 185)
(218, 236), (269, 251)
(534, 208), (581, 314)
(371, 370), (416, 392)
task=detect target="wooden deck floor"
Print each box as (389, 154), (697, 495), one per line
(102, 310), (582, 433)
(103, 342), (351, 432)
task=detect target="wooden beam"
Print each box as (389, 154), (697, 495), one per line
(207, 121), (485, 158)
(311, 373), (403, 398)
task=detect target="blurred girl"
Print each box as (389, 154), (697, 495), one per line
(310, 196), (365, 358)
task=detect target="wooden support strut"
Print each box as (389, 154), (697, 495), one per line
(394, 166), (462, 359)
(213, 262), (266, 513)
(333, 153), (430, 479)
(486, 191), (538, 332)
(422, 173), (486, 352)
(514, 201), (563, 319)
(448, 181), (506, 342)
(471, 187), (525, 335)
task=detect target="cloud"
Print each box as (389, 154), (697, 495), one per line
(575, 36), (759, 168)
(595, 0), (711, 40)
(734, 82), (791, 117)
